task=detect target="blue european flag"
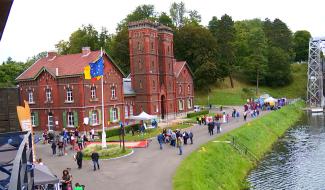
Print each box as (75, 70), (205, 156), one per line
(89, 56), (104, 78)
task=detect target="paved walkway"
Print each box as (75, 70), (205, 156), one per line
(36, 106), (269, 190)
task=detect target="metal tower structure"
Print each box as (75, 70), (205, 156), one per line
(307, 37), (325, 107)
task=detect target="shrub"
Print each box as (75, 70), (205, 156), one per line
(187, 110), (209, 118)
(98, 123), (140, 138)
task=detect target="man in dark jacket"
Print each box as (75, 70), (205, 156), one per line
(91, 151), (100, 171)
(75, 150), (83, 169)
(157, 133), (164, 150)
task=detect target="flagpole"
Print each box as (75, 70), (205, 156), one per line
(101, 48), (107, 149)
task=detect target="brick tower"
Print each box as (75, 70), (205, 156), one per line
(128, 20), (176, 119)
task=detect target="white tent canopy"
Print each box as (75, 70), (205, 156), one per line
(129, 111), (157, 120)
(264, 97), (277, 103)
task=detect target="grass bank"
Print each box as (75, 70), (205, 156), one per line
(173, 101), (304, 190)
(195, 63), (307, 106)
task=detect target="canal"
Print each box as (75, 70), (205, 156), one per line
(247, 112), (325, 189)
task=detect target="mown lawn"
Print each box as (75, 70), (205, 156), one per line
(195, 64), (307, 106)
(173, 101), (304, 190)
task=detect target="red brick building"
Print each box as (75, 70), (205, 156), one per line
(16, 20), (194, 131)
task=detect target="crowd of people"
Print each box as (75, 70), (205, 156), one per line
(157, 128), (194, 155)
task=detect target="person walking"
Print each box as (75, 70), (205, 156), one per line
(216, 120), (221, 134)
(77, 136), (83, 150)
(170, 131), (176, 147)
(188, 131), (193, 144)
(51, 141), (57, 156)
(183, 131), (189, 145)
(61, 169), (72, 190)
(58, 140), (64, 156)
(75, 150), (83, 169)
(90, 128), (95, 141)
(157, 133), (164, 150)
(91, 151), (100, 171)
(177, 136), (183, 155)
(208, 122), (214, 136)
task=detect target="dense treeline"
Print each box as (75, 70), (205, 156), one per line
(1, 2), (311, 89)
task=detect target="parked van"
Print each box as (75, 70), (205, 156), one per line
(194, 105), (201, 112)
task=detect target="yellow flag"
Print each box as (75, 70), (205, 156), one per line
(84, 65), (91, 79)
(17, 100), (32, 131)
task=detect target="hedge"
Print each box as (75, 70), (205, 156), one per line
(187, 110), (209, 118)
(98, 123), (140, 138)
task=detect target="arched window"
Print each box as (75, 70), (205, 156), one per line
(111, 86), (116, 99)
(112, 108), (118, 122)
(139, 80), (143, 89)
(188, 85), (191, 94)
(125, 105), (129, 118)
(92, 110), (98, 125)
(179, 85), (182, 95)
(67, 112), (74, 126)
(91, 86), (96, 99)
(31, 112), (36, 126)
(46, 88), (52, 102)
(66, 88), (73, 102)
(48, 112), (54, 130)
(28, 91), (34, 103)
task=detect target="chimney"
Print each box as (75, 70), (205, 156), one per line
(56, 68), (59, 76)
(82, 47), (91, 56)
(47, 51), (57, 59)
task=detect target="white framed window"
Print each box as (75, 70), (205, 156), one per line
(48, 112), (54, 129)
(125, 105), (129, 118)
(188, 98), (192, 109)
(67, 112), (74, 127)
(46, 89), (52, 102)
(31, 112), (35, 126)
(112, 108), (118, 122)
(139, 80), (143, 88)
(66, 88), (73, 102)
(28, 91), (34, 103)
(91, 86), (96, 99)
(92, 110), (98, 125)
(130, 105), (133, 116)
(179, 100), (184, 111)
(111, 86), (116, 99)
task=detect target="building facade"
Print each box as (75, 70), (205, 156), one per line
(16, 20), (194, 131)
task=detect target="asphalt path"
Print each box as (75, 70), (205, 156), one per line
(36, 106), (269, 190)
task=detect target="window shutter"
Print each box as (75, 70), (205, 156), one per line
(109, 107), (113, 122)
(73, 111), (78, 127)
(62, 111), (67, 128)
(117, 107), (120, 121)
(34, 112), (39, 126)
(97, 109), (102, 125)
(89, 110), (92, 126)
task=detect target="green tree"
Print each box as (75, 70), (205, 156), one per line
(194, 61), (220, 89)
(244, 28), (268, 94)
(293, 30), (311, 62)
(174, 24), (217, 73)
(158, 12), (174, 28)
(0, 57), (25, 87)
(215, 14), (236, 87)
(169, 2), (186, 27)
(208, 16), (218, 39)
(265, 47), (292, 86)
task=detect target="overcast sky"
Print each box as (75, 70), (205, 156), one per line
(1, 0), (324, 63)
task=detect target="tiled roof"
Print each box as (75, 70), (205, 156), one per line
(174, 61), (194, 78)
(174, 61), (186, 77)
(16, 51), (125, 81)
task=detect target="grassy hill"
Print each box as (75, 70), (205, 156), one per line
(195, 63), (307, 106)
